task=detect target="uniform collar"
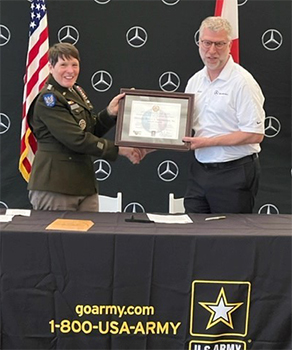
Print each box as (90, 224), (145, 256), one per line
(46, 74), (82, 98)
(46, 74), (90, 109)
(46, 74), (73, 94)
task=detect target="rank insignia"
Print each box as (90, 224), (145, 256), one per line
(97, 141), (104, 150)
(43, 93), (56, 107)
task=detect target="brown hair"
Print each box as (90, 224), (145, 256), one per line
(48, 43), (80, 67)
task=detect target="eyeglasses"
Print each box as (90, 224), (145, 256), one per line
(200, 40), (229, 49)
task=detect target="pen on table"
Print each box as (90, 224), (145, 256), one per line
(205, 216), (226, 221)
(125, 215), (154, 223)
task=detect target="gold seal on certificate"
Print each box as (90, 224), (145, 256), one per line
(115, 88), (194, 151)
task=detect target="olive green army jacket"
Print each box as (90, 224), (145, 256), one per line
(27, 75), (119, 196)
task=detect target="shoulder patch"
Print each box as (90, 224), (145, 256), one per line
(43, 93), (56, 107)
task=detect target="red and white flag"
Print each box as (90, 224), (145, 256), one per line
(19, 0), (49, 182)
(214, 0), (239, 63)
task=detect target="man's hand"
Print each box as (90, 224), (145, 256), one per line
(118, 147), (156, 164)
(118, 147), (144, 164)
(182, 136), (210, 150)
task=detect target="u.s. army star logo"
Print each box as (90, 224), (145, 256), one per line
(189, 280), (251, 337)
(199, 287), (243, 330)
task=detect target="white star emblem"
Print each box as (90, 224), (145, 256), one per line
(199, 287), (243, 330)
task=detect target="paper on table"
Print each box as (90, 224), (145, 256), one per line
(6, 209), (31, 217)
(0, 215), (14, 222)
(146, 213), (193, 224)
(0, 209), (31, 222)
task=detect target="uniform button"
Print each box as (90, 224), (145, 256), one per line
(69, 157), (72, 160)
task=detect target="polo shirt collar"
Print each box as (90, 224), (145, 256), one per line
(202, 55), (235, 82)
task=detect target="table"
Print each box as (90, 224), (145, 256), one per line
(0, 212), (291, 349)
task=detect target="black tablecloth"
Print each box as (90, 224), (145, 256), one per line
(0, 212), (291, 349)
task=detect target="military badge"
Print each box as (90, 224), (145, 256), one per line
(43, 94), (56, 107)
(75, 85), (93, 107)
(75, 86), (88, 101)
(70, 103), (81, 111)
(79, 119), (86, 130)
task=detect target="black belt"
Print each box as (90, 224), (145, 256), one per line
(197, 153), (259, 170)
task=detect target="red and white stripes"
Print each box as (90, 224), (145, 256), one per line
(215, 0), (239, 63)
(19, 0), (49, 181)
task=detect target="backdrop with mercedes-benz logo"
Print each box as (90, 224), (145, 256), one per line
(0, 0), (291, 214)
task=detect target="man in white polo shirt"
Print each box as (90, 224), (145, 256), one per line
(182, 16), (265, 213)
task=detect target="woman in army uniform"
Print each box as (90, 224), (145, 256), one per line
(28, 43), (142, 211)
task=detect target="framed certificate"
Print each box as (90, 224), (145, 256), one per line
(115, 88), (194, 151)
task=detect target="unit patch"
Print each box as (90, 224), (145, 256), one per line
(43, 93), (56, 107)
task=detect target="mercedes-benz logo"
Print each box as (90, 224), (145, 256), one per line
(157, 160), (179, 182)
(238, 0), (248, 6)
(58, 25), (79, 45)
(0, 113), (11, 134)
(0, 201), (8, 209)
(194, 29), (200, 46)
(161, 0), (180, 5)
(124, 202), (145, 213)
(262, 29), (283, 51)
(0, 25), (11, 47)
(91, 70), (113, 92)
(94, 159), (112, 181)
(94, 0), (111, 4)
(126, 26), (148, 48)
(159, 72), (180, 92)
(258, 204), (279, 215)
(264, 116), (281, 138)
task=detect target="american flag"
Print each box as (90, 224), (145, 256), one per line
(19, 0), (49, 182)
(215, 0), (239, 63)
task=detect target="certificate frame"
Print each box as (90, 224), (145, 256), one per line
(115, 88), (194, 151)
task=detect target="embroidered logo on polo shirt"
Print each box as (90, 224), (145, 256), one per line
(43, 93), (56, 107)
(214, 90), (228, 96)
